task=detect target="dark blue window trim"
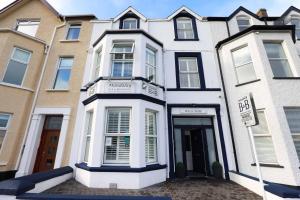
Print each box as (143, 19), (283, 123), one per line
(174, 52), (206, 90)
(167, 104), (229, 180)
(119, 12), (140, 29)
(75, 162), (167, 173)
(173, 12), (199, 41)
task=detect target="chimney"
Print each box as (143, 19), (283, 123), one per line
(256, 8), (268, 18)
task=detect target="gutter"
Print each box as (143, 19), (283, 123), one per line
(15, 17), (67, 173)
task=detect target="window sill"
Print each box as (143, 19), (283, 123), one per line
(60, 39), (80, 43)
(235, 79), (261, 87)
(174, 38), (199, 41)
(273, 77), (300, 80)
(46, 89), (69, 92)
(0, 82), (34, 92)
(251, 163), (284, 168)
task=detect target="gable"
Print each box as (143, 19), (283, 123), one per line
(167, 6), (202, 21)
(113, 7), (146, 22)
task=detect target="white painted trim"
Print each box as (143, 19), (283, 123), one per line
(113, 6), (147, 22)
(167, 6), (202, 21)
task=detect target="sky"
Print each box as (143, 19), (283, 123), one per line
(0, 0), (300, 19)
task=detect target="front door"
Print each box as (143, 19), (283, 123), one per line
(33, 116), (62, 173)
(190, 129), (207, 175)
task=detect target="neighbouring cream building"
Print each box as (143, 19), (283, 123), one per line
(0, 1), (299, 200)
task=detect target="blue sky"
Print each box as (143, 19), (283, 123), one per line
(1, 0), (300, 19)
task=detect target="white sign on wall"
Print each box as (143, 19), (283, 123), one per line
(238, 93), (258, 127)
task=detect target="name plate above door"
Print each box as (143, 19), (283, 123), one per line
(172, 108), (216, 116)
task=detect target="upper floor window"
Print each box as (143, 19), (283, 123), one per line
(236, 15), (251, 31)
(92, 49), (102, 80)
(284, 108), (300, 161)
(263, 42), (293, 77)
(123, 18), (138, 29)
(66, 24), (81, 40)
(53, 57), (74, 90)
(3, 47), (31, 86)
(178, 57), (200, 88)
(146, 47), (156, 82)
(0, 113), (11, 150)
(232, 46), (256, 84)
(104, 108), (131, 164)
(290, 15), (300, 39)
(110, 42), (134, 77)
(176, 17), (194, 39)
(16, 20), (40, 37)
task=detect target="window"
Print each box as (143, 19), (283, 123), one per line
(3, 48), (31, 86)
(16, 20), (39, 37)
(110, 43), (134, 77)
(123, 18), (137, 29)
(0, 114), (11, 150)
(178, 57), (200, 88)
(146, 47), (156, 82)
(264, 42), (293, 77)
(104, 108), (130, 164)
(284, 108), (300, 161)
(83, 111), (93, 162)
(176, 17), (194, 39)
(145, 111), (157, 164)
(93, 50), (102, 80)
(252, 110), (277, 163)
(66, 24), (81, 40)
(236, 16), (251, 31)
(232, 46), (256, 84)
(53, 57), (74, 90)
(291, 16), (300, 39)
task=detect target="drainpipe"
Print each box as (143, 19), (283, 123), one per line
(15, 17), (67, 172)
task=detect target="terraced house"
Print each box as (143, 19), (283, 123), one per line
(0, 0), (299, 200)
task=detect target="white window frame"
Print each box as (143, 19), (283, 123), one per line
(110, 42), (135, 77)
(232, 45), (257, 84)
(0, 113), (11, 151)
(290, 15), (300, 39)
(16, 19), (40, 37)
(2, 47), (32, 86)
(92, 49), (102, 81)
(176, 17), (194, 39)
(236, 15), (251, 31)
(263, 41), (293, 77)
(146, 47), (157, 83)
(83, 111), (93, 163)
(52, 57), (74, 90)
(178, 57), (200, 88)
(66, 23), (81, 40)
(103, 108), (131, 165)
(122, 18), (138, 29)
(145, 110), (158, 164)
(252, 110), (278, 164)
(284, 107), (300, 161)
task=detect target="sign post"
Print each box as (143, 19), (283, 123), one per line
(238, 93), (267, 200)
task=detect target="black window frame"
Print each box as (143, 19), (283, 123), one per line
(174, 52), (205, 90)
(173, 12), (199, 41)
(119, 12), (140, 29)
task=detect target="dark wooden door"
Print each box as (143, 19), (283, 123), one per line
(190, 129), (206, 174)
(33, 130), (60, 173)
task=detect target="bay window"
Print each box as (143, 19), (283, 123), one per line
(104, 108), (130, 164)
(83, 111), (93, 162)
(3, 47), (31, 86)
(93, 49), (102, 80)
(111, 43), (134, 77)
(252, 110), (277, 164)
(264, 42), (293, 77)
(232, 46), (256, 84)
(178, 57), (200, 88)
(284, 108), (300, 161)
(146, 47), (157, 82)
(145, 111), (157, 164)
(0, 113), (10, 150)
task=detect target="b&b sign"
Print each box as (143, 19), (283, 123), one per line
(238, 93), (258, 127)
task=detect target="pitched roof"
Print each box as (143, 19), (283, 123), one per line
(113, 6), (146, 22)
(167, 6), (202, 21)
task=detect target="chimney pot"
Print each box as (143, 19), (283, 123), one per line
(257, 8), (268, 18)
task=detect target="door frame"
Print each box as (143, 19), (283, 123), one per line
(173, 116), (219, 177)
(16, 107), (71, 177)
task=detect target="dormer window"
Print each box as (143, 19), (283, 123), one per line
(291, 15), (300, 39)
(236, 15), (251, 31)
(176, 17), (194, 39)
(123, 18), (138, 29)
